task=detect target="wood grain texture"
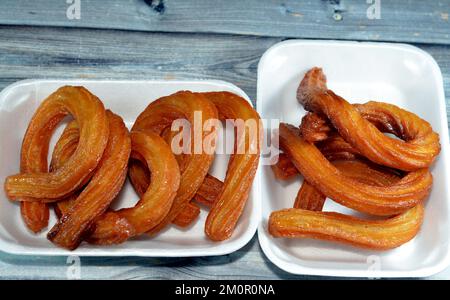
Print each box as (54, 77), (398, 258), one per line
(0, 25), (449, 279)
(0, 26), (449, 113)
(0, 26), (270, 103)
(0, 0), (449, 45)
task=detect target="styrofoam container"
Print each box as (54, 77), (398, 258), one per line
(0, 79), (261, 256)
(257, 40), (450, 278)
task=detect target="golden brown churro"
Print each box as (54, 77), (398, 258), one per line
(88, 131), (180, 245)
(47, 111), (131, 249)
(5, 86), (109, 233)
(297, 68), (440, 171)
(5, 86), (109, 199)
(202, 92), (262, 241)
(130, 91), (218, 236)
(294, 159), (401, 211)
(279, 123), (431, 216)
(269, 205), (424, 250)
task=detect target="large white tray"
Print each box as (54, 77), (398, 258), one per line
(257, 40), (450, 278)
(0, 79), (260, 257)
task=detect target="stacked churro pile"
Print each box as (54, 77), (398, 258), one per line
(4, 87), (261, 250)
(269, 68), (440, 250)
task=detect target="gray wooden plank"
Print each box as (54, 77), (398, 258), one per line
(0, 0), (449, 45)
(0, 237), (305, 280)
(0, 26), (449, 279)
(0, 26), (270, 104)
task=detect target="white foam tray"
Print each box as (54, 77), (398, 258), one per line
(257, 40), (450, 278)
(0, 79), (261, 257)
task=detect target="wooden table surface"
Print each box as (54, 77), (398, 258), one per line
(0, 0), (449, 280)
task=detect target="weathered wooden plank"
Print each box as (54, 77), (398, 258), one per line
(0, 26), (449, 112)
(0, 26), (272, 104)
(0, 0), (449, 45)
(0, 26), (449, 279)
(0, 236), (314, 280)
(425, 43), (450, 128)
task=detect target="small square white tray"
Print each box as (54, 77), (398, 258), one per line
(257, 40), (450, 278)
(0, 79), (260, 257)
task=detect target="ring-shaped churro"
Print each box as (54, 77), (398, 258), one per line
(47, 111), (131, 249)
(48, 120), (93, 219)
(272, 134), (362, 181)
(295, 159), (401, 211)
(4, 86), (109, 200)
(130, 91), (261, 240)
(130, 91), (218, 235)
(202, 92), (262, 241)
(297, 68), (440, 171)
(279, 123), (432, 216)
(87, 131), (180, 244)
